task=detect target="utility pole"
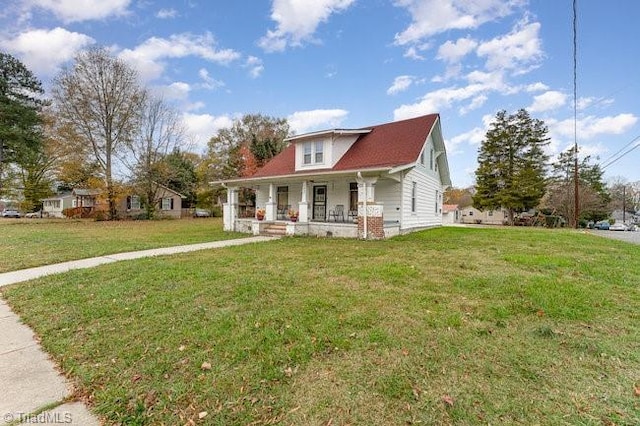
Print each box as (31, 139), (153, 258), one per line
(623, 185), (626, 224)
(572, 0), (579, 228)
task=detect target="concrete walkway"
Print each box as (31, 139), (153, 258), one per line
(0, 236), (276, 425)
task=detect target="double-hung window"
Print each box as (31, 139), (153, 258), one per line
(303, 141), (324, 165)
(411, 182), (417, 213)
(162, 197), (173, 211)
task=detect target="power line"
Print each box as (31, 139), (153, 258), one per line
(600, 134), (640, 171)
(600, 133), (640, 166)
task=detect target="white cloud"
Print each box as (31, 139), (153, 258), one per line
(1, 27), (94, 75)
(576, 96), (614, 111)
(118, 32), (241, 81)
(548, 113), (638, 141)
(394, 84), (486, 120)
(529, 90), (567, 113)
(157, 81), (191, 101)
(183, 113), (235, 152)
(459, 94), (488, 115)
(198, 68), (225, 90)
(287, 109), (349, 134)
(437, 37), (478, 63)
(447, 113), (494, 153)
(476, 20), (543, 72)
(156, 8), (178, 19)
(526, 82), (549, 92)
(259, 0), (355, 52)
(387, 75), (415, 95)
(30, 0), (131, 22)
(244, 56), (264, 78)
(393, 0), (524, 45)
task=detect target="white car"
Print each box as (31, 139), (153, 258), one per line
(609, 223), (625, 231)
(1, 209), (21, 218)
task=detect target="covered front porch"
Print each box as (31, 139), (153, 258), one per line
(223, 173), (400, 239)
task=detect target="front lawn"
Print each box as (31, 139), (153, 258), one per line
(3, 227), (639, 425)
(0, 218), (243, 272)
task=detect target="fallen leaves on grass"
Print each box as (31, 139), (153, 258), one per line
(442, 395), (455, 406)
(201, 362), (212, 371)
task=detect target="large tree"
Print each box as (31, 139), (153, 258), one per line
(207, 114), (290, 180)
(542, 146), (609, 225)
(123, 95), (188, 218)
(473, 109), (549, 224)
(52, 47), (145, 219)
(0, 52), (45, 197)
(205, 114), (290, 206)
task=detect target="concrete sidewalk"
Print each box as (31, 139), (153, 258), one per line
(0, 235), (277, 425)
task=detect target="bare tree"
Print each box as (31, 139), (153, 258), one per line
(122, 95), (187, 218)
(52, 47), (145, 219)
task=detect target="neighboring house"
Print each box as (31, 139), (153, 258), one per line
(41, 193), (74, 218)
(442, 204), (460, 224)
(120, 184), (186, 219)
(460, 206), (509, 225)
(611, 209), (639, 224)
(217, 113), (451, 239)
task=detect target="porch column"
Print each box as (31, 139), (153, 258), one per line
(356, 174), (384, 239)
(223, 186), (239, 231)
(298, 180), (309, 223)
(266, 183), (277, 221)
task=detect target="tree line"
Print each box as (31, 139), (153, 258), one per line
(454, 109), (638, 226)
(0, 49), (289, 219)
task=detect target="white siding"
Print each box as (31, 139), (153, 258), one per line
(375, 179), (402, 222)
(400, 167), (442, 230)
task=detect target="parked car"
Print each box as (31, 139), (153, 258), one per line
(1, 209), (21, 218)
(193, 208), (211, 218)
(609, 223), (627, 231)
(25, 211), (41, 218)
(593, 220), (610, 230)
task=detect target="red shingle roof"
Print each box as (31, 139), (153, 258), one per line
(250, 113), (439, 179)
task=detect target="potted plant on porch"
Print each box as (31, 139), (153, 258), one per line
(288, 209), (299, 222)
(256, 208), (265, 221)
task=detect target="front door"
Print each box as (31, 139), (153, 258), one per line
(313, 185), (327, 221)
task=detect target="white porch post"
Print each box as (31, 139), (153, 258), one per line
(223, 186), (239, 231)
(298, 180), (309, 222)
(266, 183), (277, 221)
(356, 173), (383, 239)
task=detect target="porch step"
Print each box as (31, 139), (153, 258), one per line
(263, 223), (286, 236)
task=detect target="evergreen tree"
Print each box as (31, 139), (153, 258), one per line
(0, 52), (46, 197)
(543, 146), (609, 224)
(473, 109), (550, 224)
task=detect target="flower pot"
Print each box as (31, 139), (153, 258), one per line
(256, 215), (264, 221)
(290, 217), (298, 222)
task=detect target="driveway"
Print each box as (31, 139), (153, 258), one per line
(589, 230), (640, 245)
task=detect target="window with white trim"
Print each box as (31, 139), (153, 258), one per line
(302, 141), (324, 165)
(314, 141), (323, 163)
(430, 148), (434, 170)
(435, 189), (439, 213)
(411, 182), (417, 213)
(161, 197), (173, 210)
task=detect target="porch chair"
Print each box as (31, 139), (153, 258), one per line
(277, 205), (290, 220)
(328, 204), (345, 222)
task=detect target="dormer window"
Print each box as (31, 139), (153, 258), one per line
(303, 141), (324, 165)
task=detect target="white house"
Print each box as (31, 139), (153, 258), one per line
(41, 193), (74, 218)
(460, 206), (509, 225)
(217, 113), (451, 239)
(442, 204), (460, 224)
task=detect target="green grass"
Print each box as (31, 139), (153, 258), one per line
(2, 227), (640, 425)
(0, 218), (244, 272)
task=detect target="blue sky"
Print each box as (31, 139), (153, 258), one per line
(1, 0), (639, 187)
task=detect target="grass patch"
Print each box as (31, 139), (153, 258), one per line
(0, 218), (244, 272)
(2, 227), (640, 425)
